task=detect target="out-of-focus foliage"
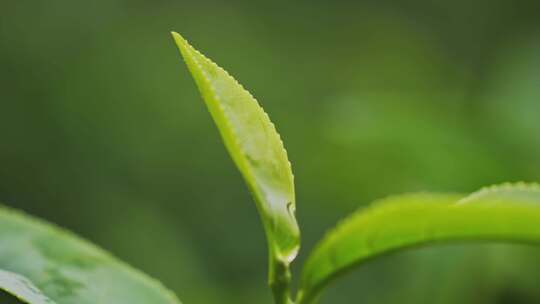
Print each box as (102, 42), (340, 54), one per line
(0, 206), (181, 304)
(0, 269), (54, 304)
(298, 184), (540, 303)
(1, 1), (540, 303)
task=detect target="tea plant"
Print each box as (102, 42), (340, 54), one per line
(0, 32), (539, 304)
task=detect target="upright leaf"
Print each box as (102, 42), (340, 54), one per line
(297, 183), (540, 303)
(171, 32), (300, 303)
(0, 206), (181, 304)
(0, 270), (55, 303)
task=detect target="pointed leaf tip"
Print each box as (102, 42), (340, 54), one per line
(171, 32), (300, 303)
(170, 32), (185, 46)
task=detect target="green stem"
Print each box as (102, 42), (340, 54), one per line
(269, 258), (294, 304)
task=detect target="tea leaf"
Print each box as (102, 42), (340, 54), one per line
(0, 206), (181, 304)
(0, 269), (55, 303)
(171, 32), (300, 303)
(297, 183), (540, 303)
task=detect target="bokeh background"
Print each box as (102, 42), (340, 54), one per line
(2, 0), (540, 303)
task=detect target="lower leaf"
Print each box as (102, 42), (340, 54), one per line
(0, 269), (54, 303)
(0, 205), (181, 304)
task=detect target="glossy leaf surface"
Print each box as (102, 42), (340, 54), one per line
(171, 32), (300, 302)
(0, 269), (55, 303)
(0, 206), (181, 304)
(298, 184), (540, 303)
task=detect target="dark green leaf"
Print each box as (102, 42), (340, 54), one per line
(0, 206), (181, 304)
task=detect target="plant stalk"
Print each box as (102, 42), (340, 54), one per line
(269, 258), (295, 304)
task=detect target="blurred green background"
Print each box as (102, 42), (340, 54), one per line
(1, 0), (540, 303)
